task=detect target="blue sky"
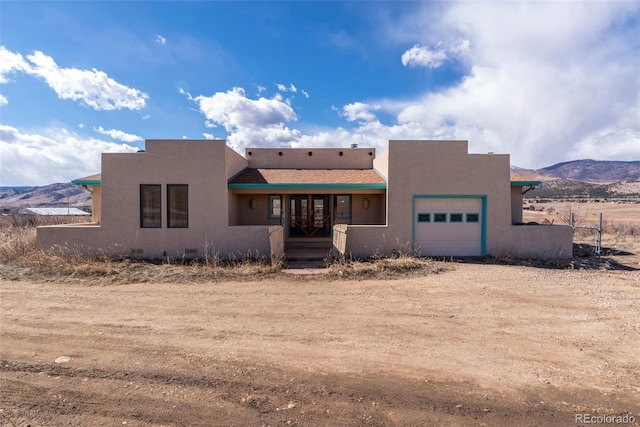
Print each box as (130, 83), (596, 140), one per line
(1, 1), (639, 186)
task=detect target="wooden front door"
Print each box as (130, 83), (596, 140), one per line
(289, 194), (330, 237)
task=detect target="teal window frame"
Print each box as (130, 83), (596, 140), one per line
(466, 213), (480, 223)
(417, 212), (431, 222)
(450, 213), (463, 223)
(433, 213), (447, 223)
(268, 195), (281, 219)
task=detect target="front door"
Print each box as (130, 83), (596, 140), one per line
(289, 194), (330, 237)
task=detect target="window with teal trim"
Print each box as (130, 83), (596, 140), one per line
(417, 213), (431, 222)
(269, 195), (281, 219)
(336, 195), (351, 219)
(450, 213), (463, 222)
(434, 213), (447, 222)
(466, 213), (479, 223)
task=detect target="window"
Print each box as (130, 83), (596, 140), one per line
(450, 213), (463, 222)
(269, 195), (281, 219)
(434, 213), (447, 222)
(466, 213), (480, 223)
(336, 195), (351, 219)
(417, 213), (431, 222)
(167, 185), (188, 228)
(140, 184), (161, 228)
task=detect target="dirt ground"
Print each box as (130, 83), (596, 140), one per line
(1, 260), (639, 426)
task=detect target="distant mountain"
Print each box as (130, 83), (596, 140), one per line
(513, 160), (640, 183)
(527, 179), (640, 199)
(0, 183), (91, 211)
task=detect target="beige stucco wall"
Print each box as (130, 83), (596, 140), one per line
(511, 186), (524, 224)
(236, 194), (270, 225)
(351, 194), (385, 225)
(506, 225), (573, 258)
(246, 148), (375, 169)
(225, 145), (249, 179)
(92, 185), (102, 223)
(38, 139), (271, 259)
(372, 146), (389, 179)
(38, 139), (571, 260)
(344, 140), (572, 259)
(389, 140), (511, 256)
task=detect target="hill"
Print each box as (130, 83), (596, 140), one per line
(511, 159), (640, 183)
(527, 179), (640, 200)
(0, 183), (91, 211)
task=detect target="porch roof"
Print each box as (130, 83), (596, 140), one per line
(72, 173), (101, 186)
(229, 168), (387, 190)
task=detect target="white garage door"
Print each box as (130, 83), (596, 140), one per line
(414, 197), (483, 256)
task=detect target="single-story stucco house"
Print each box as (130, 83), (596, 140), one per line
(37, 139), (573, 259)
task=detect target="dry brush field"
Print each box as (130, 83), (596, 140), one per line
(1, 205), (639, 426)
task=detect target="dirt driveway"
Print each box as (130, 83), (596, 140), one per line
(1, 263), (639, 426)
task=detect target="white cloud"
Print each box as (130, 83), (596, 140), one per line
(340, 102), (380, 122)
(0, 46), (30, 83)
(384, 1), (640, 168)
(0, 124), (138, 186)
(194, 87), (297, 151)
(23, 50), (148, 111)
(401, 43), (448, 69)
(301, 89), (309, 99)
(0, 94), (7, 106)
(177, 86), (193, 100)
(184, 2), (638, 169)
(142, 114), (151, 120)
(203, 133), (215, 140)
(94, 126), (143, 143)
(450, 39), (471, 57)
(78, 123), (85, 129)
(276, 83), (304, 95)
(155, 34), (167, 45)
(257, 84), (266, 94)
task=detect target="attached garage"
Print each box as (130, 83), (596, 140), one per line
(413, 196), (485, 256)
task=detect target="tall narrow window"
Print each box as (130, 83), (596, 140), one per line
(167, 184), (188, 228)
(140, 184), (161, 228)
(336, 195), (351, 219)
(269, 195), (281, 219)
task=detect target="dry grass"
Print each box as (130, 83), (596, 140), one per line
(325, 254), (450, 279)
(2, 206), (637, 284)
(0, 216), (281, 283)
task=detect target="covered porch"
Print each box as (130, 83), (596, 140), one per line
(228, 168), (387, 257)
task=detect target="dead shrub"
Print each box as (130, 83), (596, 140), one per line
(602, 220), (640, 236)
(326, 255), (449, 279)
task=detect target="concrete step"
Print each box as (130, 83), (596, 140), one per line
(286, 247), (331, 261)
